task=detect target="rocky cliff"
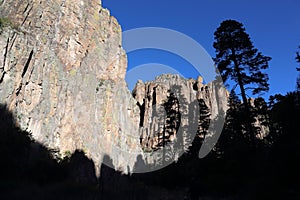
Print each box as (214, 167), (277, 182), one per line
(133, 74), (229, 149)
(132, 75), (228, 170)
(0, 0), (141, 174)
(0, 0), (229, 174)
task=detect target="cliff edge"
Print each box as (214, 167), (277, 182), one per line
(0, 0), (141, 174)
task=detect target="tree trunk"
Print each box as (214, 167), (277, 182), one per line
(231, 49), (255, 145)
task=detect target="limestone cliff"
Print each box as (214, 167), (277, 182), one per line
(133, 74), (229, 147)
(132, 74), (228, 167)
(0, 0), (229, 174)
(0, 0), (141, 174)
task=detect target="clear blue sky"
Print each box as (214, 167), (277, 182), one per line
(103, 0), (300, 97)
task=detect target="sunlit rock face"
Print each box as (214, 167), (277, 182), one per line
(0, 0), (230, 175)
(0, 0), (141, 174)
(132, 74), (229, 167)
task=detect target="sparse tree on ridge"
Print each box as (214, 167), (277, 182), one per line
(213, 19), (271, 142)
(296, 46), (300, 65)
(296, 46), (300, 90)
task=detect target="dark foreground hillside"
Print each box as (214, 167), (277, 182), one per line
(0, 92), (299, 200)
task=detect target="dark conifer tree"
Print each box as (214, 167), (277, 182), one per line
(217, 90), (246, 154)
(296, 46), (300, 90)
(213, 19), (271, 143)
(296, 46), (300, 64)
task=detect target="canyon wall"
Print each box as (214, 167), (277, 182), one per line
(0, 0), (141, 174)
(0, 0), (229, 174)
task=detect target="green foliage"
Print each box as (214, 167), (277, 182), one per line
(64, 150), (72, 158)
(0, 16), (20, 34)
(69, 68), (77, 76)
(142, 147), (153, 153)
(0, 17), (12, 28)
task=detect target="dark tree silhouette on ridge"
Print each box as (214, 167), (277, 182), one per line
(213, 19), (271, 143)
(296, 46), (300, 64)
(296, 46), (300, 90)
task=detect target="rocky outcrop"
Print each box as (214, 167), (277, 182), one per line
(0, 0), (229, 174)
(133, 75), (198, 151)
(132, 74), (229, 168)
(0, 0), (141, 174)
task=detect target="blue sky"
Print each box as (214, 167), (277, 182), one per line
(103, 0), (300, 97)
